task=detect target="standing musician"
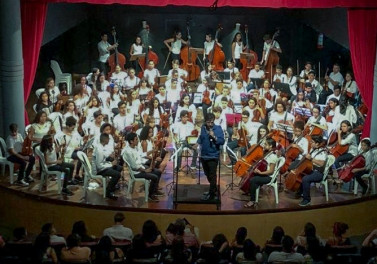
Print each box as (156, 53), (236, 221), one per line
(325, 63), (344, 91)
(143, 60), (160, 89)
(352, 138), (374, 195)
(164, 31), (188, 62)
(192, 113), (225, 201)
(98, 32), (118, 75)
(244, 137), (278, 208)
(203, 33), (223, 65)
(260, 34), (282, 65)
(333, 120), (358, 170)
(231, 32), (246, 70)
(93, 133), (121, 200)
(129, 36), (143, 74)
(123, 132), (164, 202)
(6, 123), (36, 186)
(39, 134), (74, 196)
(297, 135), (328, 207)
(172, 110), (198, 170)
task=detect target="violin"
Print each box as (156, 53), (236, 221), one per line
(208, 25), (225, 71)
(21, 127), (34, 156)
(251, 108), (261, 122)
(159, 113), (170, 129)
(240, 25), (258, 81)
(202, 88), (211, 105)
(108, 26), (126, 78)
(180, 20), (200, 82)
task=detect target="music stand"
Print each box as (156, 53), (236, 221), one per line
(249, 78), (264, 89)
(167, 145), (181, 195)
(222, 146), (239, 195)
(216, 71), (231, 83)
(129, 53), (146, 61)
(273, 82), (292, 98)
(293, 107), (312, 119)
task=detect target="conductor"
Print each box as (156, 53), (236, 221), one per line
(193, 113), (225, 201)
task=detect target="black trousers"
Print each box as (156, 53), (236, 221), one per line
(7, 154), (35, 181)
(98, 165), (122, 193)
(354, 169), (369, 190)
(135, 168), (161, 195)
(71, 150), (82, 176)
(48, 162), (74, 188)
(201, 158), (219, 195)
(249, 175), (271, 201)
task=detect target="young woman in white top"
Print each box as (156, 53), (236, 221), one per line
(231, 32), (245, 70)
(127, 89), (141, 122)
(284, 66), (298, 97)
(108, 85), (125, 114)
(39, 134), (73, 195)
(84, 95), (102, 124)
(31, 111), (55, 144)
(129, 36), (144, 75)
(200, 64), (214, 82)
(95, 73), (110, 92)
(73, 84), (90, 113)
(175, 93), (197, 124)
(138, 78), (152, 96)
(333, 120), (358, 169)
(243, 97), (265, 123)
(164, 31), (188, 61)
(268, 100), (295, 130)
(259, 80), (277, 106)
(124, 68), (140, 89)
(139, 125), (156, 164)
(143, 97), (165, 125)
(36, 91), (53, 114)
(291, 89), (305, 110)
(63, 100), (79, 123)
(45, 78), (61, 104)
(305, 105), (328, 131)
(343, 71), (358, 100)
(110, 65), (128, 87)
(86, 68), (100, 88)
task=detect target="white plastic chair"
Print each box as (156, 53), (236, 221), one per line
(0, 137), (15, 184)
(76, 151), (107, 198)
(33, 104), (38, 113)
(255, 156), (285, 204)
(123, 159), (150, 202)
(34, 146), (62, 194)
(35, 88), (45, 98)
(354, 158), (377, 195)
(50, 60), (72, 95)
(320, 155), (336, 202)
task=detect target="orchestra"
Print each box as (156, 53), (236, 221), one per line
(6, 24), (375, 207)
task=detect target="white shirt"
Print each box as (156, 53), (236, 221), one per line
(204, 41), (215, 55)
(6, 133), (23, 157)
(273, 73), (287, 83)
(122, 144), (146, 174)
(284, 75), (298, 96)
(265, 152), (279, 173)
(269, 111), (295, 129)
(166, 87), (181, 103)
(32, 122), (52, 141)
(307, 115), (327, 127)
(110, 71), (128, 87)
(113, 113), (134, 132)
(55, 131), (82, 159)
(263, 40), (280, 61)
(47, 86), (61, 104)
(332, 105), (357, 128)
(173, 121), (195, 142)
(326, 94), (340, 104)
(340, 133), (358, 156)
(45, 146), (58, 168)
(143, 68), (160, 85)
(248, 69), (265, 79)
(233, 42), (243, 59)
(328, 71), (344, 90)
(293, 136), (309, 159)
(93, 143), (114, 173)
(131, 43), (143, 55)
(175, 105), (197, 124)
(171, 39), (182, 55)
(103, 225), (133, 241)
(98, 41), (111, 63)
(344, 80), (358, 95)
(124, 76), (140, 89)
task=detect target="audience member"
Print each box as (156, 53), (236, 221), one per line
(103, 212), (133, 241)
(41, 223), (66, 244)
(268, 235), (305, 263)
(163, 236), (192, 264)
(32, 232), (58, 264)
(60, 234), (91, 263)
(95, 235), (124, 264)
(235, 239), (262, 263)
(326, 222), (350, 246)
(71, 220), (96, 242)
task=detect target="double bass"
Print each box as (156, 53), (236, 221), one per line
(180, 21), (200, 82)
(208, 25), (225, 71)
(240, 25), (258, 81)
(138, 25), (159, 78)
(263, 29), (280, 82)
(108, 26), (126, 78)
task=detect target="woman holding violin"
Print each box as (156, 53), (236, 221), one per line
(164, 31), (188, 62)
(268, 100), (295, 130)
(30, 111), (55, 144)
(323, 98), (339, 133)
(333, 120), (358, 170)
(297, 135), (328, 207)
(63, 100), (79, 123)
(174, 93), (197, 124)
(139, 125), (162, 167)
(249, 125), (269, 146)
(143, 98), (165, 126)
(305, 105), (328, 131)
(243, 97), (266, 123)
(244, 137), (278, 208)
(259, 80), (276, 107)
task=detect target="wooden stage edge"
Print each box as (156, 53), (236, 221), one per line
(0, 184), (376, 245)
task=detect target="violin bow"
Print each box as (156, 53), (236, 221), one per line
(163, 51), (171, 71)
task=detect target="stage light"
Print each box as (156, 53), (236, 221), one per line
(235, 23), (241, 31)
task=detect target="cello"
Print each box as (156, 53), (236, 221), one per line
(208, 25), (225, 71)
(108, 26), (126, 78)
(240, 25), (258, 81)
(328, 131), (349, 158)
(280, 134), (305, 174)
(138, 25), (159, 78)
(180, 21), (200, 82)
(285, 156), (313, 191)
(263, 29), (280, 82)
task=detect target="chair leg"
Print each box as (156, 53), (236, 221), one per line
(57, 174), (62, 194)
(128, 180), (134, 194)
(9, 164), (14, 184)
(273, 184), (279, 204)
(102, 178), (107, 198)
(324, 182), (329, 202)
(255, 187), (260, 203)
(1, 164), (5, 177)
(145, 180), (150, 202)
(353, 180), (359, 195)
(371, 176), (376, 195)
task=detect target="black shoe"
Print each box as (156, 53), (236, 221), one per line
(154, 190), (165, 197)
(106, 192), (118, 200)
(67, 180), (78, 186)
(74, 176), (83, 183)
(25, 176), (35, 183)
(62, 188), (73, 196)
(148, 195), (159, 202)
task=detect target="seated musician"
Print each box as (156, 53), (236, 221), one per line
(110, 64), (128, 87)
(306, 71), (322, 98)
(86, 67), (100, 88)
(84, 110), (104, 137)
(168, 60), (187, 80)
(112, 101), (134, 134)
(166, 78), (182, 104)
(124, 68), (140, 90)
(247, 62), (265, 89)
(273, 64), (287, 83)
(92, 123), (115, 151)
(143, 60), (160, 89)
(230, 79), (248, 106)
(30, 111), (55, 144)
(226, 111), (254, 167)
(230, 74), (247, 92)
(63, 100), (79, 123)
(259, 80), (277, 106)
(142, 98), (165, 126)
(93, 133), (121, 200)
(224, 60), (239, 75)
(305, 105), (328, 131)
(244, 137), (278, 208)
(351, 138), (374, 195)
(299, 62), (312, 79)
(250, 125), (269, 146)
(326, 85), (341, 104)
(284, 67), (297, 100)
(286, 121), (309, 171)
(267, 100), (294, 131)
(155, 85), (167, 104)
(333, 120), (358, 170)
(6, 123), (36, 186)
(45, 78), (61, 104)
(297, 135), (328, 206)
(36, 91), (53, 114)
(219, 96), (234, 115)
(332, 95), (357, 130)
(55, 117), (84, 183)
(123, 132), (163, 202)
(214, 85), (231, 106)
(138, 78), (152, 96)
(303, 82), (317, 104)
(243, 97), (265, 123)
(39, 134), (74, 196)
(172, 110), (198, 170)
(174, 93), (197, 124)
(291, 89), (305, 109)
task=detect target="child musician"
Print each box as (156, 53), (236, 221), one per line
(333, 120), (358, 170)
(244, 137), (278, 208)
(286, 121), (309, 171)
(297, 135), (328, 207)
(6, 123), (36, 186)
(93, 133), (121, 200)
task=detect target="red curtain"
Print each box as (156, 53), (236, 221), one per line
(347, 9), (377, 138)
(21, 0), (48, 124)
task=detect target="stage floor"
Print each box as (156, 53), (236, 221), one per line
(1, 150), (372, 213)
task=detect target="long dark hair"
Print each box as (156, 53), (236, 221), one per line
(139, 125), (152, 141)
(147, 98), (163, 117)
(339, 95), (348, 115)
(40, 134), (54, 153)
(179, 93), (191, 107)
(142, 220), (160, 243)
(95, 236), (113, 264)
(33, 110), (48, 124)
(33, 232), (51, 263)
(37, 91), (51, 104)
(257, 125), (269, 142)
